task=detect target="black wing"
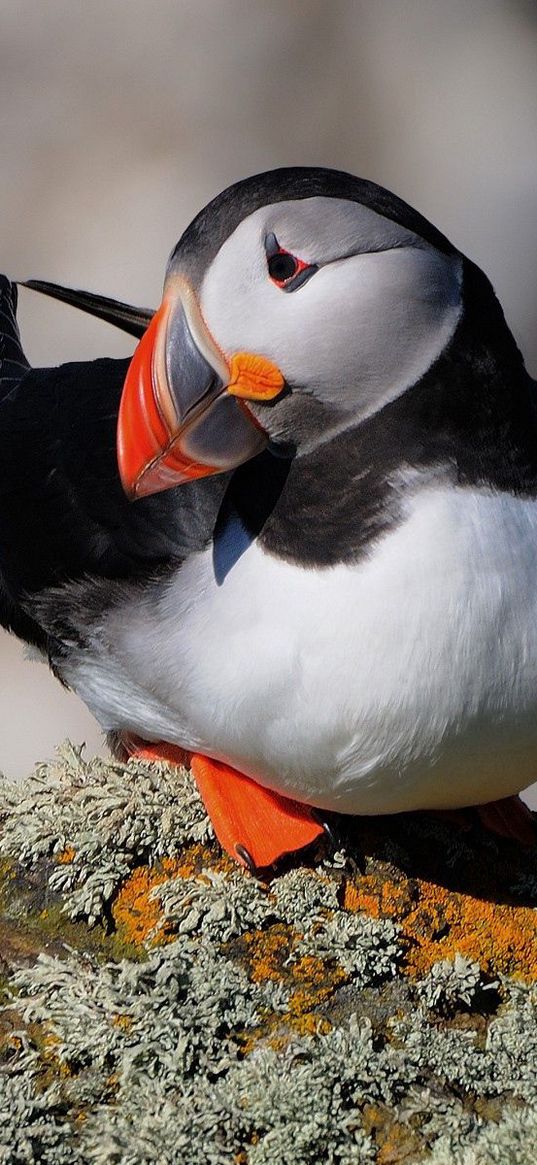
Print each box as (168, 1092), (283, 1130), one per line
(0, 277), (228, 649)
(20, 279), (153, 338)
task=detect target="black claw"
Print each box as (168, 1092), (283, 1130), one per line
(314, 812), (338, 850)
(234, 843), (258, 874)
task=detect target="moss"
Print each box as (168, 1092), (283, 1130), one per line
(0, 856), (143, 967)
(0, 972), (10, 1010)
(0, 855), (16, 898)
(0, 970), (16, 1057)
(30, 900), (144, 963)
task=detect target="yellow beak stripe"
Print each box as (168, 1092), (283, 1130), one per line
(227, 351), (284, 401)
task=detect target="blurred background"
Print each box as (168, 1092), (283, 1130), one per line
(1, 0), (536, 803)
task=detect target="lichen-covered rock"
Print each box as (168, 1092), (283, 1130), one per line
(1, 743), (537, 1163)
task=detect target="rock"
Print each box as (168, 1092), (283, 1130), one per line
(1, 742), (537, 1164)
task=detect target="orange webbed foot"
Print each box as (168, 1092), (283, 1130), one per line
(124, 737), (324, 870)
(125, 736), (191, 769)
(425, 795), (536, 846)
(190, 753), (325, 870)
(475, 794), (536, 846)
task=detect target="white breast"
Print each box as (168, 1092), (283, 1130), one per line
(66, 484), (537, 815)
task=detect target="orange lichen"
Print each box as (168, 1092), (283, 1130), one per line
(362, 1103), (424, 1163)
(241, 927), (347, 1007)
(112, 1014), (132, 1032)
(344, 871), (537, 981)
(111, 858), (183, 946)
(290, 1012), (332, 1037)
(56, 847), (76, 864)
(242, 926), (291, 983)
(233, 926), (345, 1054)
(40, 1031), (61, 1052)
(30, 1024), (72, 1081)
(110, 844), (231, 946)
(344, 878), (415, 920)
(288, 954), (347, 1017)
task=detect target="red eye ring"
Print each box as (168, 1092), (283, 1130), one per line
(265, 233), (317, 291)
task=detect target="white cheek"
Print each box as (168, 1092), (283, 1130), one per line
(201, 241), (462, 421)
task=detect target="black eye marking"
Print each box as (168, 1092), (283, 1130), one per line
(268, 251), (298, 282)
(264, 232), (318, 292)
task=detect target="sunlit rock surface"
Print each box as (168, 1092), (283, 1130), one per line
(1, 743), (537, 1163)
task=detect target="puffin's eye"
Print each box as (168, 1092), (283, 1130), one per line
(268, 251), (299, 283)
(265, 232), (318, 292)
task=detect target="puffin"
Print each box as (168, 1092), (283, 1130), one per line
(2, 166), (536, 869)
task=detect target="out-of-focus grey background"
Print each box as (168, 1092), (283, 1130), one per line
(1, 0), (537, 804)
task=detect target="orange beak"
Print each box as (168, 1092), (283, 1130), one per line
(117, 277), (285, 498)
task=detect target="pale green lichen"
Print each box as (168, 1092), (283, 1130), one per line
(0, 1068), (77, 1165)
(0, 742), (210, 925)
(2, 744), (537, 1162)
(11, 939), (259, 1089)
(297, 908), (401, 981)
(270, 866), (341, 925)
(426, 1105), (537, 1165)
(76, 1018), (381, 1165)
(151, 867), (273, 942)
(416, 953), (497, 1012)
(392, 979), (537, 1102)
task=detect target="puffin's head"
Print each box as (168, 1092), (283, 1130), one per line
(117, 167), (463, 497)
